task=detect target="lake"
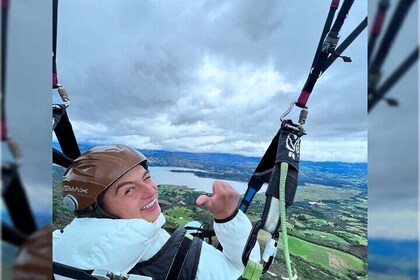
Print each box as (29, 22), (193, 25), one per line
(149, 166), (267, 195)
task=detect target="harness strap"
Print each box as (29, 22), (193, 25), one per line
(324, 17), (368, 71)
(240, 130), (280, 213)
(1, 0), (10, 140)
(369, 0), (415, 79)
(53, 262), (96, 280)
(328, 0), (354, 40)
(2, 165), (37, 235)
(166, 232), (193, 280)
(53, 0), (59, 88)
(368, 0), (417, 111)
(2, 221), (27, 247)
(53, 105), (81, 161)
(297, 0), (365, 108)
(241, 260), (263, 280)
(279, 162), (295, 280)
(372, 46), (419, 109)
(311, 0), (340, 68)
(53, 147), (74, 168)
(368, 0), (390, 62)
(129, 227), (202, 280)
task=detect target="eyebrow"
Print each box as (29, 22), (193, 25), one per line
(114, 170), (151, 196)
(114, 181), (134, 196)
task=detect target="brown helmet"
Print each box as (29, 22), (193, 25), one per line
(62, 144), (147, 217)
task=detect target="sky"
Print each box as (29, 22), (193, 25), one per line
(367, 0), (419, 240)
(54, 0), (368, 163)
(4, 0), (51, 215)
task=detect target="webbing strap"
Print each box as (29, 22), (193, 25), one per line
(279, 162), (294, 280)
(2, 221), (27, 247)
(166, 233), (193, 280)
(53, 262), (96, 280)
(368, 0), (390, 62)
(241, 260), (263, 280)
(1, 0), (9, 140)
(328, 0), (354, 39)
(369, 46), (419, 111)
(311, 0), (340, 68)
(297, 0), (364, 108)
(324, 17), (368, 71)
(369, 0), (415, 77)
(2, 167), (37, 235)
(240, 130), (280, 213)
(52, 0), (59, 88)
(53, 148), (74, 168)
(53, 106), (81, 160)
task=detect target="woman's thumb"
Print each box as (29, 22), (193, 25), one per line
(196, 195), (211, 206)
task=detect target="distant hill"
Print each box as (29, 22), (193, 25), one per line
(53, 141), (367, 190)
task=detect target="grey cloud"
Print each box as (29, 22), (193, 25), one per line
(56, 0), (367, 163)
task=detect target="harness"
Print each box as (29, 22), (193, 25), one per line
(52, 0), (81, 168)
(53, 227), (202, 280)
(368, 0), (418, 111)
(239, 1), (367, 279)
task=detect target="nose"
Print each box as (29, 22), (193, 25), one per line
(139, 181), (156, 199)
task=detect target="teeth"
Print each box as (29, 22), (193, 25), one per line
(141, 199), (155, 210)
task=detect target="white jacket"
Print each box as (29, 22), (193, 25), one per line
(53, 211), (260, 279)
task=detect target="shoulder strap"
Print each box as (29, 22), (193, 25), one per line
(53, 262), (95, 280)
(130, 227), (202, 280)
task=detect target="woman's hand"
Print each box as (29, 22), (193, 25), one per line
(196, 181), (239, 220)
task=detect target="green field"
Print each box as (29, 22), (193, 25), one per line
(334, 230), (367, 246)
(280, 236), (365, 277)
(294, 184), (362, 201)
(308, 218), (333, 226)
(295, 230), (349, 245)
(163, 206), (195, 226)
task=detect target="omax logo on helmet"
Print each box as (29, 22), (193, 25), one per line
(63, 186), (88, 193)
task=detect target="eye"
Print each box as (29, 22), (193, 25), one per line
(144, 176), (152, 181)
(125, 187), (135, 195)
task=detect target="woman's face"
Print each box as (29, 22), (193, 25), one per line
(102, 165), (161, 222)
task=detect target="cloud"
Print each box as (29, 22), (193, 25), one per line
(56, 1), (367, 163)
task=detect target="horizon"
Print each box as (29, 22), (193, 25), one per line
(52, 140), (368, 164)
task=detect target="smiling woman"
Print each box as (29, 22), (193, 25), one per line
(53, 144), (261, 280)
(102, 165), (162, 221)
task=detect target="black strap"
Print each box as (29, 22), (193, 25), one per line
(53, 148), (74, 168)
(328, 0), (354, 40)
(53, 106), (81, 160)
(369, 0), (415, 77)
(2, 166), (37, 235)
(52, 0), (59, 88)
(53, 262), (96, 280)
(1, 0), (10, 140)
(311, 0), (340, 68)
(166, 234), (193, 280)
(369, 46), (419, 111)
(2, 221), (27, 247)
(297, 0), (366, 108)
(324, 16), (368, 71)
(368, 0), (417, 111)
(368, 0), (390, 63)
(239, 130), (280, 213)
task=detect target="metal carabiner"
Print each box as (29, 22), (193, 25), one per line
(280, 100), (297, 122)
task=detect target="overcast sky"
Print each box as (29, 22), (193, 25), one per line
(54, 0), (368, 163)
(367, 0), (419, 240)
(4, 0), (51, 216)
